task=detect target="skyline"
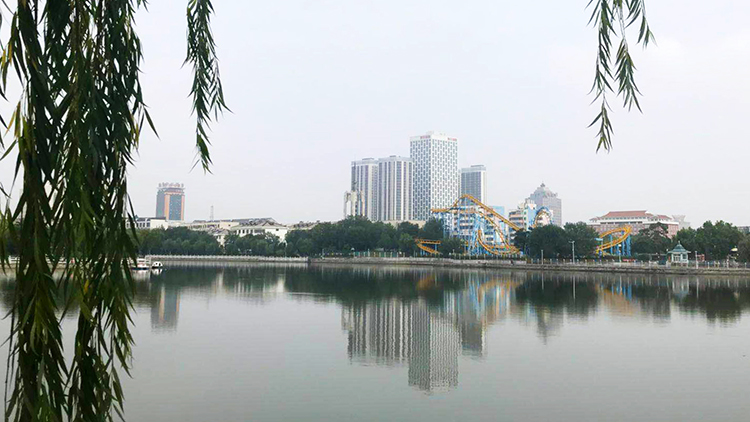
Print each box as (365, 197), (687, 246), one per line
(1, 0), (749, 226)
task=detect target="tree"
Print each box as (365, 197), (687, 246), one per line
(563, 222), (599, 257)
(441, 238), (465, 257)
(738, 235), (750, 263)
(528, 225), (569, 259)
(673, 228), (697, 254)
(0, 1), (226, 419)
(695, 221), (744, 260)
(632, 223), (672, 256)
(397, 222), (420, 238)
(419, 218), (444, 241)
(513, 229), (530, 256)
(398, 233), (415, 256)
(588, 0), (655, 151)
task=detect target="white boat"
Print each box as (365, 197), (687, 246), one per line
(131, 258), (151, 271)
(151, 261), (163, 270)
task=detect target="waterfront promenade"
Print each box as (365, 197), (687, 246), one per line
(146, 255), (750, 276)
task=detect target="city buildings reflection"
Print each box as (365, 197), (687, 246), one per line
(4, 266), (748, 393)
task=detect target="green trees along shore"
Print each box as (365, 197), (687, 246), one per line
(88, 217), (750, 262)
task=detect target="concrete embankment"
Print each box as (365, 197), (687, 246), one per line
(147, 255), (750, 276)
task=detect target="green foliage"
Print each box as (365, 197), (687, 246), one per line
(137, 228), (222, 255)
(694, 221), (744, 260)
(632, 222), (671, 255)
(588, 0), (654, 151)
(419, 218), (445, 241)
(441, 238), (465, 257)
(0, 1), (225, 419)
(285, 217), (421, 256)
(398, 233), (416, 255)
(673, 228), (697, 253)
(738, 235), (750, 263)
(528, 225), (569, 259)
(563, 222), (599, 257)
(513, 229), (530, 255)
(224, 233), (284, 256)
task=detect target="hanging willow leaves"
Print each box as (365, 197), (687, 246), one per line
(0, 0), (225, 420)
(588, 0), (655, 151)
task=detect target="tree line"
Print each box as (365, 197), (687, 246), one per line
(5, 218), (750, 261)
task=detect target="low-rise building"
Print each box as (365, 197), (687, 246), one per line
(508, 199), (537, 230)
(229, 218), (289, 240)
(133, 217), (170, 230)
(187, 220), (240, 231)
(589, 210), (680, 237)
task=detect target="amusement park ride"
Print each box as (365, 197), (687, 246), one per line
(415, 194), (632, 257)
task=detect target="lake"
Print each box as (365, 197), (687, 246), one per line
(2, 264), (750, 421)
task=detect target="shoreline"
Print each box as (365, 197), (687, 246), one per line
(145, 255), (750, 276)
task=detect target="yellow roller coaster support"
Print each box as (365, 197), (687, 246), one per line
(433, 194), (523, 232)
(415, 238), (441, 255)
(476, 216), (520, 254)
(594, 226), (632, 254)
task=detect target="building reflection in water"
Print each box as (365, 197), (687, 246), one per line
(341, 275), (517, 392)
(151, 284), (180, 331)
(342, 298), (459, 392)
(127, 265), (750, 390)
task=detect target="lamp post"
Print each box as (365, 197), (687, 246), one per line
(569, 240), (576, 264)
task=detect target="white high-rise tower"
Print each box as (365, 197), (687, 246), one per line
(377, 156), (413, 222)
(410, 131), (459, 221)
(350, 158), (379, 220)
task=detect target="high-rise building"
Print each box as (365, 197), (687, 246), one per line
(350, 158), (379, 220)
(377, 156), (413, 222)
(528, 183), (562, 226)
(410, 131), (459, 221)
(156, 183), (185, 221)
(460, 165), (487, 203)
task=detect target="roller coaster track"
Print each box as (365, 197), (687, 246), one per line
(432, 194), (522, 256)
(476, 214), (520, 255)
(433, 194), (523, 232)
(415, 238), (441, 255)
(594, 226), (632, 255)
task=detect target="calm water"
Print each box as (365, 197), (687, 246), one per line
(3, 265), (750, 421)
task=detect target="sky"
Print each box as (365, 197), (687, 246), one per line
(1, 0), (749, 226)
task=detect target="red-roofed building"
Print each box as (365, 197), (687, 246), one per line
(589, 210), (680, 237)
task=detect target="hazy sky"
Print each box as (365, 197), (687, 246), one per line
(1, 0), (749, 226)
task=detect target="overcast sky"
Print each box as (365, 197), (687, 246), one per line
(1, 0), (749, 226)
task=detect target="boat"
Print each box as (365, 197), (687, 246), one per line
(131, 258), (151, 271)
(151, 261), (163, 270)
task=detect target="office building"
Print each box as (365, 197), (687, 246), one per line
(460, 165), (487, 203)
(410, 131), (460, 221)
(156, 183), (185, 221)
(528, 183), (562, 226)
(377, 156), (413, 222)
(589, 211), (680, 237)
(351, 158), (379, 220)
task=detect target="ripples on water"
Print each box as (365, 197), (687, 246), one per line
(2, 265), (750, 421)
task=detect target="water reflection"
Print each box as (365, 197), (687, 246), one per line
(3, 266), (750, 396)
